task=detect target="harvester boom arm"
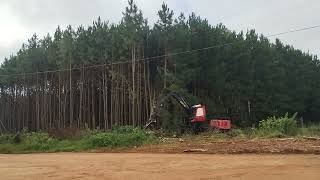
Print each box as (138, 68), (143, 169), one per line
(145, 92), (192, 128)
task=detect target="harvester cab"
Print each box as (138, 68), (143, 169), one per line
(190, 104), (206, 123)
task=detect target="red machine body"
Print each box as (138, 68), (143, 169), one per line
(191, 105), (231, 130)
(210, 119), (231, 130)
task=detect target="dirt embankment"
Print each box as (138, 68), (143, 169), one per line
(127, 137), (320, 154)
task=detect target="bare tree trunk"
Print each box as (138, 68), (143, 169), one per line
(79, 66), (84, 128)
(58, 72), (61, 128)
(103, 67), (108, 130)
(63, 79), (67, 129)
(132, 45), (136, 126)
(69, 55), (73, 128)
(36, 73), (40, 131)
(164, 48), (167, 89)
(91, 72), (95, 129)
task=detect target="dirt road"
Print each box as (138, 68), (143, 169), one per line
(0, 153), (319, 180)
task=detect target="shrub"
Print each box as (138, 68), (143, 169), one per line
(0, 126), (157, 153)
(89, 126), (153, 148)
(264, 130), (285, 138)
(241, 128), (258, 139)
(21, 132), (58, 151)
(228, 128), (247, 138)
(47, 128), (86, 140)
(111, 126), (139, 134)
(258, 113), (298, 136)
(0, 134), (14, 144)
(299, 124), (320, 137)
(13, 134), (22, 143)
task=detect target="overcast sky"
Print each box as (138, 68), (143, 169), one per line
(0, 0), (319, 62)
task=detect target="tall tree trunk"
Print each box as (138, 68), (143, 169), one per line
(79, 66), (84, 128)
(58, 72), (61, 128)
(69, 55), (73, 128)
(132, 45), (136, 126)
(164, 48), (167, 89)
(91, 72), (95, 129)
(36, 73), (40, 131)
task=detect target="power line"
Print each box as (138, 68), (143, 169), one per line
(0, 42), (238, 77)
(0, 24), (319, 77)
(266, 25), (320, 37)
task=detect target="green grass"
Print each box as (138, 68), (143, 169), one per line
(298, 124), (320, 137)
(0, 126), (157, 154)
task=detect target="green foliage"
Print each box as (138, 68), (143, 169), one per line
(13, 134), (22, 144)
(89, 126), (155, 148)
(0, 134), (14, 144)
(111, 125), (140, 134)
(228, 128), (247, 138)
(160, 112), (185, 134)
(299, 124), (320, 137)
(258, 113), (298, 136)
(47, 128), (90, 140)
(263, 131), (286, 138)
(0, 127), (156, 153)
(20, 132), (59, 151)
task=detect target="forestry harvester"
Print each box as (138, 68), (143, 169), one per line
(145, 92), (231, 133)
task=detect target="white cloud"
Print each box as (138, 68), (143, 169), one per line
(0, 4), (27, 45)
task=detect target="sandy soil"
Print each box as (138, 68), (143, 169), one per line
(0, 153), (319, 180)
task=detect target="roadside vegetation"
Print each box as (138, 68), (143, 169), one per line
(0, 113), (319, 153)
(0, 126), (157, 153)
(183, 113), (320, 140)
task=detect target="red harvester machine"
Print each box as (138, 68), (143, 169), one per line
(145, 92), (231, 133)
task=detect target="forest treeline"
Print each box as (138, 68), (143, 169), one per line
(0, 0), (319, 132)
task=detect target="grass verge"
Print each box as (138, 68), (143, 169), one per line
(0, 126), (157, 154)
